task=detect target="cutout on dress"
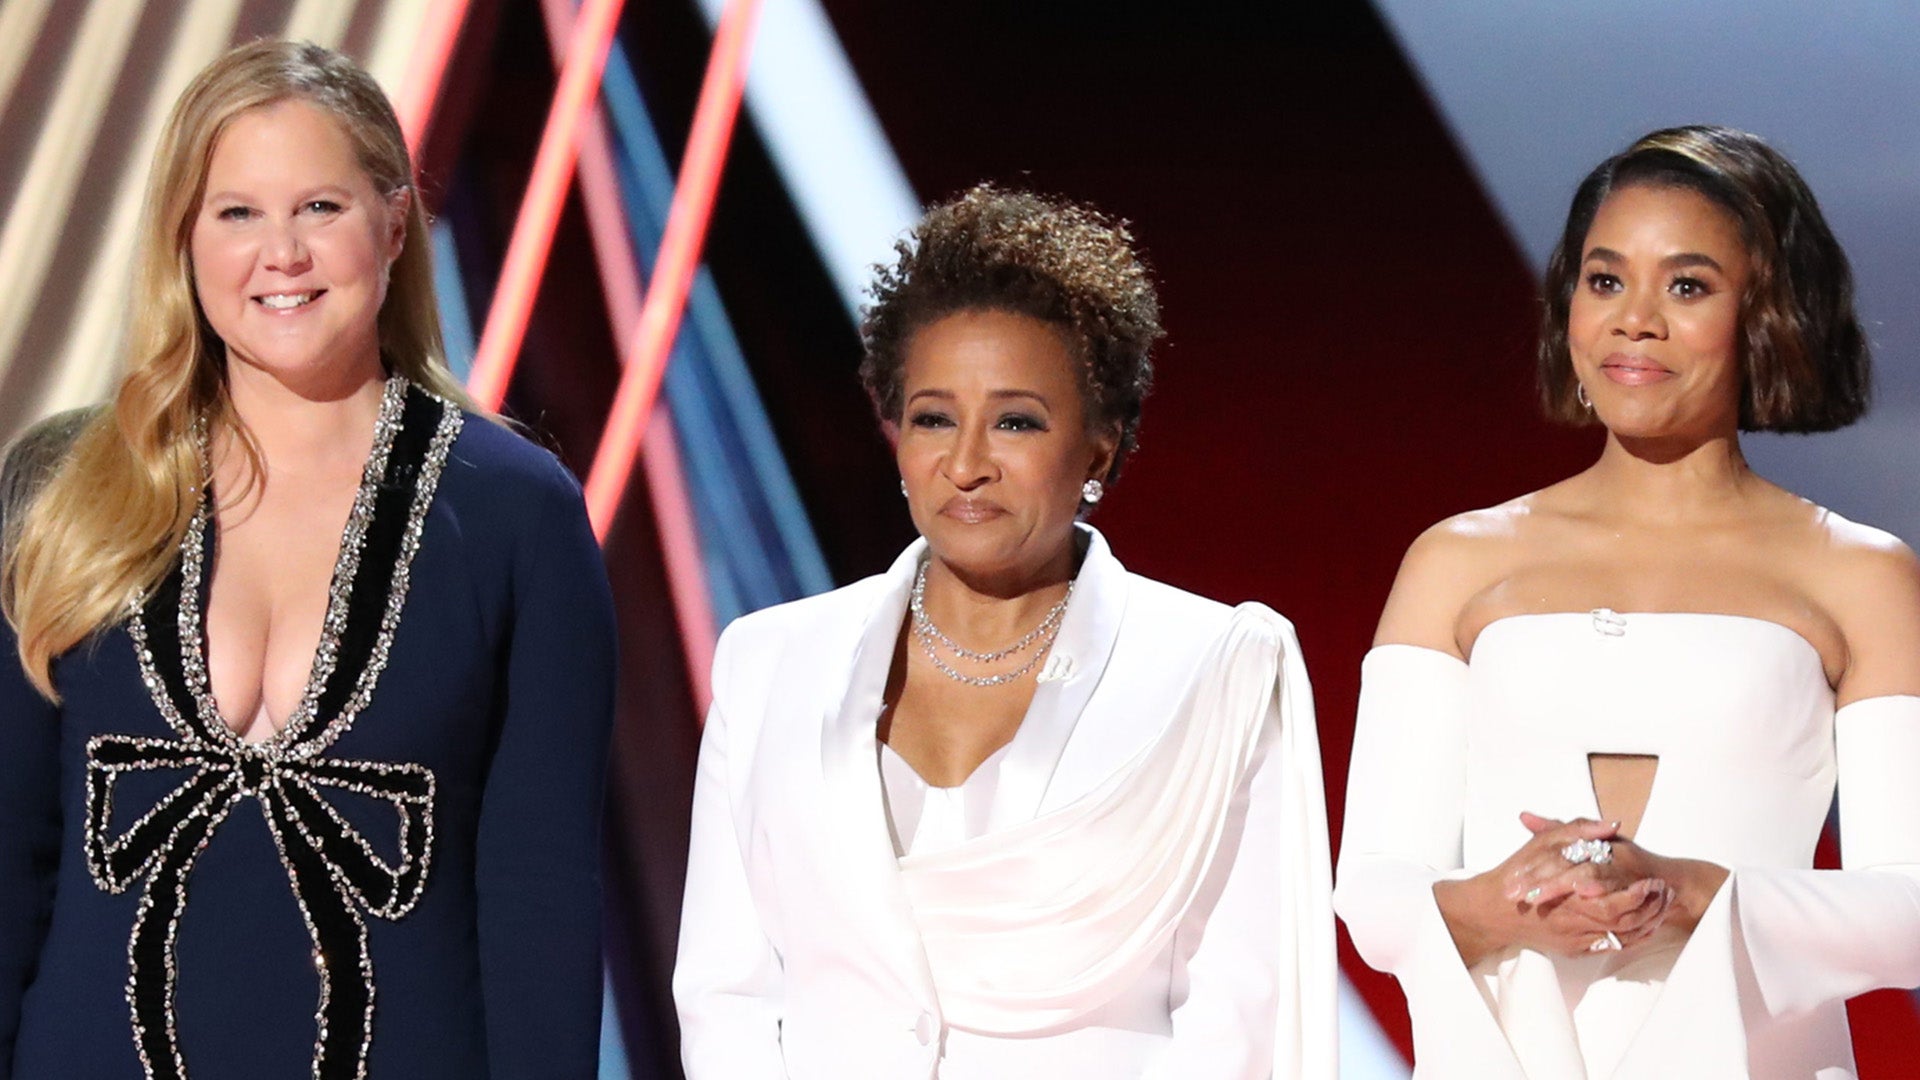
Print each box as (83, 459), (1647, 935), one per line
(1588, 753), (1659, 840)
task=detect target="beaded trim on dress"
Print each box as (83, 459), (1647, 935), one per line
(82, 378), (463, 1080)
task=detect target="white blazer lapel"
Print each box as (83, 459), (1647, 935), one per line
(989, 526), (1130, 828)
(816, 540), (941, 1003)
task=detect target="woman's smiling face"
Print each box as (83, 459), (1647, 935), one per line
(895, 309), (1116, 581)
(190, 97), (406, 392)
(1567, 183), (1752, 441)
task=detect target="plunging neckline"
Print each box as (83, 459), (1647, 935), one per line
(100, 377), (464, 1078)
(125, 376), (464, 761)
(192, 377), (408, 749)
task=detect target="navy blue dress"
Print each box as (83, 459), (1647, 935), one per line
(0, 381), (616, 1079)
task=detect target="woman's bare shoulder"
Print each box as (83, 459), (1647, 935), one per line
(1784, 504), (1918, 598)
(1375, 494), (1549, 654)
(1403, 489), (1570, 582)
(1798, 507), (1920, 701)
(1812, 507), (1915, 558)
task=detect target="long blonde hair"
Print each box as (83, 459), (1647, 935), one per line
(2, 40), (478, 699)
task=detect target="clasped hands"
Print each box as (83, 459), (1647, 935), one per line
(1497, 812), (1672, 958)
(1436, 812), (1726, 967)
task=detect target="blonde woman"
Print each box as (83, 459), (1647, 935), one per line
(0, 42), (614, 1080)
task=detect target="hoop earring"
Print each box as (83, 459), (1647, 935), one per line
(1081, 479), (1104, 504)
(1576, 382), (1592, 410)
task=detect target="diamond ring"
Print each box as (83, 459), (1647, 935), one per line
(1560, 838), (1614, 865)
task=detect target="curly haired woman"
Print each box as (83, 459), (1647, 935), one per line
(674, 184), (1335, 1079)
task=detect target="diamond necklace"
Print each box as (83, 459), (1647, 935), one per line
(910, 560), (1074, 686)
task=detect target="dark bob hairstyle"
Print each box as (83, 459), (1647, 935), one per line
(1538, 125), (1869, 432)
(859, 183), (1164, 483)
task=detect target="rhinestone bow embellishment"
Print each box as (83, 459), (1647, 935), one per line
(84, 381), (462, 1080)
(84, 733), (435, 1079)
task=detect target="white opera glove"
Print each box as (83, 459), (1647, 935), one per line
(1733, 694), (1920, 1015)
(1332, 645), (1472, 975)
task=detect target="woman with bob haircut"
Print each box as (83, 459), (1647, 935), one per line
(674, 184), (1336, 1079)
(1335, 125), (1920, 1077)
(0, 40), (614, 1080)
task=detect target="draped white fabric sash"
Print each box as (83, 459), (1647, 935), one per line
(894, 602), (1335, 1077)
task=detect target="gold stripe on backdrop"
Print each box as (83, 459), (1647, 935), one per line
(0, 0), (149, 423)
(283, 0), (356, 47)
(0, 1), (445, 444)
(364, 0), (432, 99)
(0, 0), (56, 120)
(39, 0), (251, 420)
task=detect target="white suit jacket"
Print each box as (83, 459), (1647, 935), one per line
(674, 528), (1334, 1079)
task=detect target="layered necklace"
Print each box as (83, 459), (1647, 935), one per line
(910, 560), (1074, 687)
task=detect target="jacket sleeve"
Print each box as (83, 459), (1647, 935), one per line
(673, 627), (787, 1077)
(475, 466), (617, 1078)
(1151, 616), (1336, 1080)
(1722, 694), (1920, 1015)
(0, 434), (66, 1078)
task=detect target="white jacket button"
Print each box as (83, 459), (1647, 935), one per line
(913, 1012), (938, 1046)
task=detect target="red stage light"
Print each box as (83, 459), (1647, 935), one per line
(582, 0), (762, 540)
(466, 0), (631, 412)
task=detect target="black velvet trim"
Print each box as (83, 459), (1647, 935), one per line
(308, 388), (444, 731)
(91, 383), (452, 1080)
(306, 758), (432, 798)
(264, 790), (370, 1080)
(90, 757), (226, 885)
(139, 558), (214, 744)
(127, 790), (228, 1080)
(87, 736), (203, 770)
(281, 778), (389, 909)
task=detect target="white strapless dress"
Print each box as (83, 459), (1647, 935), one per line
(1335, 611), (1920, 1079)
